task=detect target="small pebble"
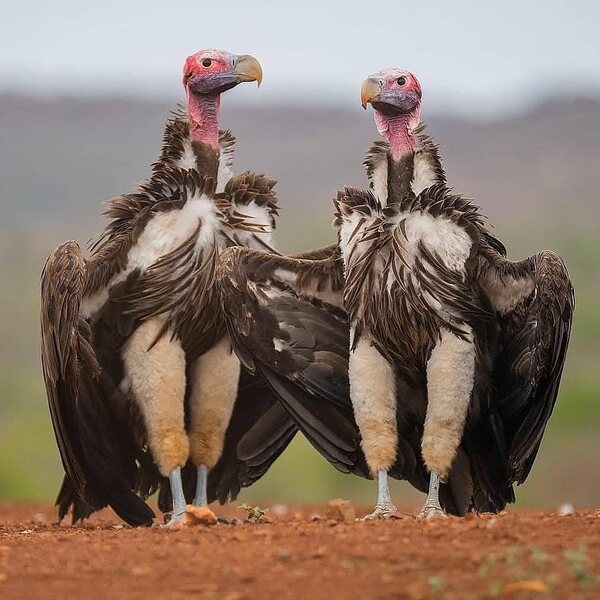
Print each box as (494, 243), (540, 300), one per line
(558, 503), (574, 516)
(324, 499), (355, 522)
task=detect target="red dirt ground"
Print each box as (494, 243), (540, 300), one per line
(0, 501), (599, 599)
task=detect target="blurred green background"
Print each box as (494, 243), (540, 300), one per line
(0, 96), (598, 510)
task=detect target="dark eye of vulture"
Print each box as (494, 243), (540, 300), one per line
(202, 58), (213, 68)
(396, 76), (407, 86)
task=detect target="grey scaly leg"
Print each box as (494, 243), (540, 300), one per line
(164, 467), (186, 526)
(193, 464), (208, 507)
(418, 471), (446, 519)
(362, 469), (397, 520)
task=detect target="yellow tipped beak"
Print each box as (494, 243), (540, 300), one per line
(234, 54), (263, 87)
(360, 77), (382, 109)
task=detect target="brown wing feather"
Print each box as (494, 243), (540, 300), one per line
(41, 241), (155, 526)
(482, 250), (575, 483)
(216, 246), (369, 477)
(292, 243), (338, 261)
(41, 241), (88, 490)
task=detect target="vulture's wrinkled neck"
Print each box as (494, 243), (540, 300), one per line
(375, 112), (417, 161)
(186, 91), (221, 180)
(187, 92), (221, 149)
(375, 112), (418, 203)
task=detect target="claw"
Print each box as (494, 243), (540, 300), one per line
(417, 504), (447, 520)
(361, 502), (397, 521)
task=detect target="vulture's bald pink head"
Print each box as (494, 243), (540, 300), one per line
(183, 49), (263, 147)
(361, 69), (422, 160)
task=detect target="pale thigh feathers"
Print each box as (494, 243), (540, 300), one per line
(122, 317), (189, 476)
(349, 332), (398, 473)
(422, 327), (475, 478)
(188, 335), (242, 468)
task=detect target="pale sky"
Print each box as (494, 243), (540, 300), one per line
(1, 0), (599, 116)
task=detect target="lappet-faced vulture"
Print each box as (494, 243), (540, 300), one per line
(214, 70), (574, 520)
(41, 50), (299, 526)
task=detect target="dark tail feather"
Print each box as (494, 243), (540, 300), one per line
(56, 477), (95, 523)
(74, 347), (155, 525)
(261, 365), (370, 478)
(440, 449), (474, 516)
(207, 371), (299, 505)
(238, 403), (297, 466)
(210, 406), (298, 504)
(465, 412), (515, 513)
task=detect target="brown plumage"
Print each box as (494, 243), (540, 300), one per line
(477, 246), (574, 484)
(41, 99), (285, 524)
(212, 126), (472, 505)
(42, 241), (154, 525)
(335, 183), (489, 385)
(336, 128), (573, 512)
(215, 112), (573, 515)
(214, 245), (369, 475)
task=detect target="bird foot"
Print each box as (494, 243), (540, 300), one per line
(361, 502), (397, 521)
(162, 511), (185, 528)
(417, 504), (447, 520)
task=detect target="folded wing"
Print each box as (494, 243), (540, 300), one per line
(41, 241), (155, 526)
(480, 249), (575, 483)
(216, 246), (370, 477)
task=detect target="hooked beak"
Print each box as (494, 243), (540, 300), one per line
(186, 54), (263, 95)
(361, 77), (382, 109)
(360, 76), (420, 115)
(233, 54), (263, 87)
